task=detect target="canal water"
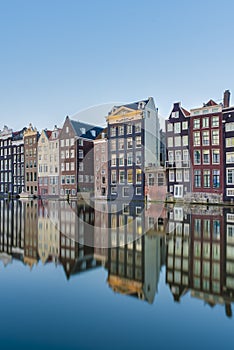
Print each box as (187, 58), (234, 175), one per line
(0, 199), (233, 349)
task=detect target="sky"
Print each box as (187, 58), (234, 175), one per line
(0, 0), (234, 131)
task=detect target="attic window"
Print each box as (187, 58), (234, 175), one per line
(172, 111), (179, 118)
(66, 126), (69, 133)
(90, 130), (96, 137)
(138, 102), (145, 110)
(80, 128), (86, 134)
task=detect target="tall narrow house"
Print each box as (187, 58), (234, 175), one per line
(190, 100), (223, 202)
(59, 116), (103, 198)
(0, 126), (13, 195)
(24, 124), (39, 197)
(107, 97), (160, 201)
(38, 129), (52, 197)
(165, 102), (190, 199)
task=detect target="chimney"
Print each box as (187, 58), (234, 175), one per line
(223, 90), (231, 108)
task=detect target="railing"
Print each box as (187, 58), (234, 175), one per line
(165, 160), (190, 168)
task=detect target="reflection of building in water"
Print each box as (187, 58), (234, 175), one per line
(0, 200), (24, 265)
(223, 209), (234, 317)
(107, 202), (164, 303)
(24, 201), (39, 268)
(38, 200), (60, 264)
(166, 205), (234, 318)
(94, 201), (109, 265)
(59, 201), (100, 279)
(166, 206), (191, 301)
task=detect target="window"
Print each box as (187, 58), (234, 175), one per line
(111, 170), (117, 184)
(78, 139), (83, 146)
(227, 169), (234, 185)
(213, 170), (220, 188)
(182, 121), (188, 130)
(127, 153), (133, 166)
(167, 123), (173, 132)
(119, 126), (124, 136)
(174, 136), (181, 147)
(183, 149), (189, 163)
(168, 137), (173, 147)
(175, 150), (181, 166)
(227, 188), (234, 196)
(111, 140), (116, 151)
(202, 131), (209, 146)
(136, 152), (141, 165)
(169, 170), (175, 182)
(194, 170), (201, 188)
(136, 136), (141, 147)
(79, 162), (83, 171)
(60, 139), (64, 147)
(119, 153), (124, 166)
(176, 170), (182, 182)
(136, 187), (141, 196)
(203, 170), (210, 188)
(136, 169), (142, 184)
(212, 116), (219, 127)
(148, 173), (154, 186)
(127, 125), (132, 134)
(174, 122), (181, 133)
(226, 137), (234, 147)
(212, 130), (219, 145)
(202, 117), (209, 128)
(182, 135), (188, 146)
(119, 170), (125, 184)
(127, 138), (133, 149)
(226, 122), (234, 132)
(118, 139), (124, 150)
(172, 111), (179, 118)
(79, 150), (83, 159)
(212, 150), (220, 164)
(127, 169), (133, 183)
(66, 139), (69, 147)
(111, 154), (116, 166)
(110, 127), (116, 137)
(184, 169), (190, 182)
(193, 119), (200, 129)
(194, 150), (201, 164)
(123, 187), (130, 197)
(168, 151), (173, 164)
(135, 123), (141, 133)
(70, 138), (75, 146)
(203, 150), (210, 164)
(226, 152), (234, 163)
(193, 132), (200, 146)
(111, 187), (117, 194)
(174, 185), (183, 197)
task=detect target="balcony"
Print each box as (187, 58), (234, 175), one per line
(165, 160), (190, 169)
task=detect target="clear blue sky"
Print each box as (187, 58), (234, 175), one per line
(0, 0), (233, 131)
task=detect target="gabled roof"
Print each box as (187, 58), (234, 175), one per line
(181, 107), (190, 116)
(69, 119), (103, 140)
(44, 130), (52, 139)
(114, 99), (150, 111)
(204, 99), (218, 107)
(12, 127), (27, 141)
(95, 127), (107, 140)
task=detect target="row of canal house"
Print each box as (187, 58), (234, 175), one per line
(0, 96), (166, 200)
(165, 90), (234, 203)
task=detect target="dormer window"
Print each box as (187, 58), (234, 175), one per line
(80, 128), (86, 134)
(90, 130), (96, 137)
(138, 101), (145, 110)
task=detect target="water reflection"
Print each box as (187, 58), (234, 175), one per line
(0, 200), (234, 318)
